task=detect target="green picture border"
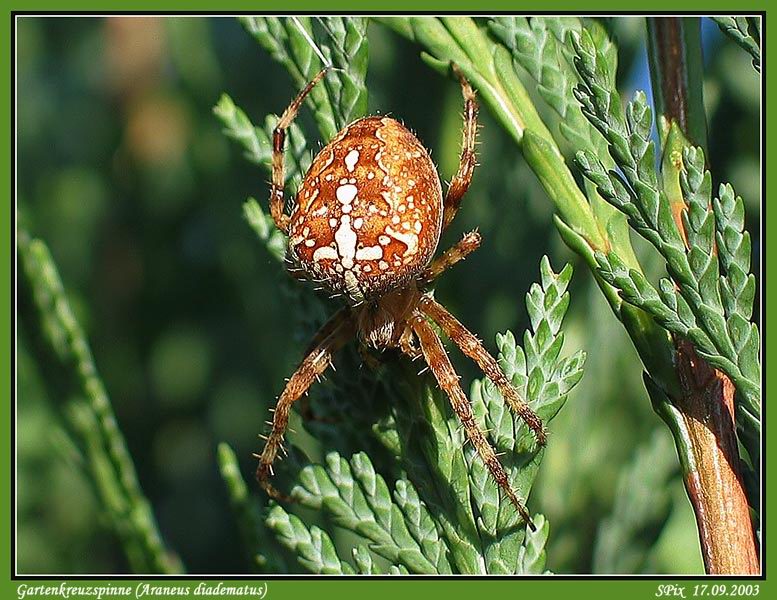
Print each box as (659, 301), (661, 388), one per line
(2, 2), (770, 598)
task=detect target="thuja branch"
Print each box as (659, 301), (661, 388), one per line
(572, 26), (760, 575)
(712, 16), (761, 73)
(18, 226), (182, 574)
(240, 16), (368, 139)
(571, 28), (760, 444)
(648, 19), (758, 573)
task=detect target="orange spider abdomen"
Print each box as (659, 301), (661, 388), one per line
(287, 116), (443, 303)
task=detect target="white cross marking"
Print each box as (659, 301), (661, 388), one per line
(335, 215), (357, 269)
(355, 246), (383, 260)
(336, 184), (358, 205)
(345, 149), (360, 172)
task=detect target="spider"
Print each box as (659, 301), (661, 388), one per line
(255, 65), (546, 529)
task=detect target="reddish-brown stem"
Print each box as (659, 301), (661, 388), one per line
(649, 18), (689, 133)
(646, 16), (758, 574)
(647, 17), (708, 151)
(673, 340), (759, 574)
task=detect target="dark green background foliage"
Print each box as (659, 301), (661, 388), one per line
(16, 17), (759, 574)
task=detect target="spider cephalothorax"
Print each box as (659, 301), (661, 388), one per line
(257, 66), (546, 528)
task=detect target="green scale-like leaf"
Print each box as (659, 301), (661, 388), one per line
(570, 27), (761, 442)
(266, 506), (354, 574)
(291, 452), (444, 574)
(464, 257), (583, 574)
(712, 16), (760, 72)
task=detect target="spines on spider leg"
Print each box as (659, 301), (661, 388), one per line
(421, 230), (482, 283)
(411, 315), (535, 531)
(269, 68), (329, 232)
(419, 295), (548, 447)
(442, 63), (480, 230)
(255, 312), (354, 501)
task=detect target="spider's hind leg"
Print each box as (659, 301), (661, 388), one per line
(419, 296), (547, 446)
(410, 315), (535, 530)
(256, 311), (354, 500)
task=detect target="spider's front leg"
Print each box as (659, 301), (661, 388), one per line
(269, 68), (329, 233)
(410, 315), (536, 530)
(442, 63), (479, 231)
(256, 312), (354, 500)
(420, 296), (547, 445)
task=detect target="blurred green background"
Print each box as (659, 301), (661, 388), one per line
(16, 16), (760, 574)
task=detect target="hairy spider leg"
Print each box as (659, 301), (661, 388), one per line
(410, 315), (536, 530)
(298, 307), (352, 422)
(442, 63), (479, 231)
(420, 296), (547, 446)
(256, 312), (354, 500)
(421, 230), (482, 283)
(270, 67), (330, 233)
